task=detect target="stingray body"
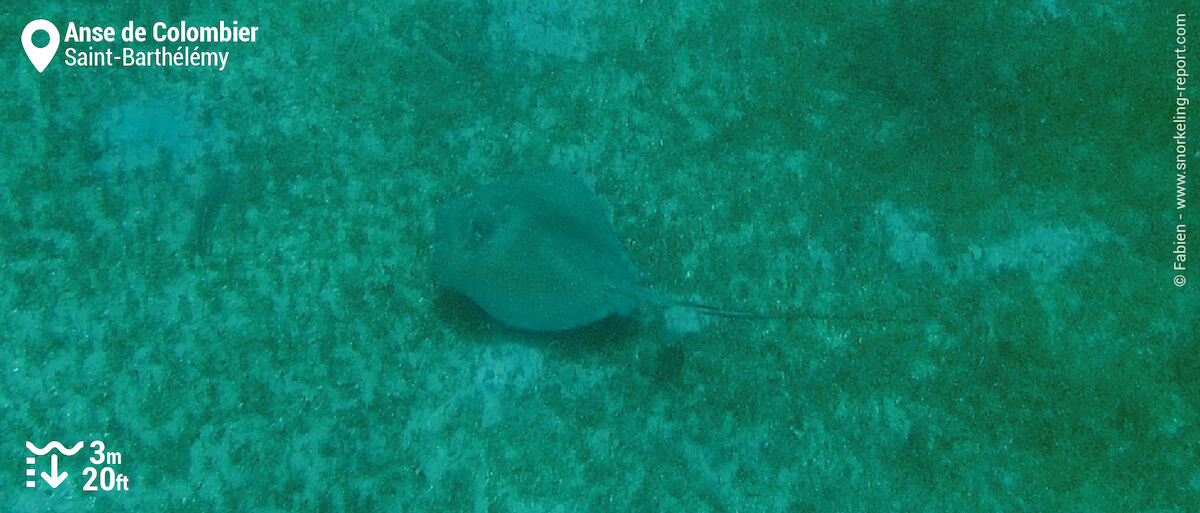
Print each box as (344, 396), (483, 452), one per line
(434, 173), (643, 331)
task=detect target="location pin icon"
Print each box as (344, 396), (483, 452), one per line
(22, 20), (60, 73)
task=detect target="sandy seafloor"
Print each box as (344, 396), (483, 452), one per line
(1, 1), (1195, 511)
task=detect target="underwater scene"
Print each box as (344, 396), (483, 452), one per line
(2, 1), (1194, 511)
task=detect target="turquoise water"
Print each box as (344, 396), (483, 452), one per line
(2, 2), (1194, 511)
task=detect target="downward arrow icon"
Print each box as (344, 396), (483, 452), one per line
(41, 454), (68, 488)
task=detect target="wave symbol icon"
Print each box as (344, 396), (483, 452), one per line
(26, 441), (84, 455)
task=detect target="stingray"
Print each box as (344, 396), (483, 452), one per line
(436, 172), (761, 332)
(434, 173), (648, 331)
(434, 173), (906, 332)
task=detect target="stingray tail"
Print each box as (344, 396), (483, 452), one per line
(637, 287), (778, 320)
(650, 291), (912, 325)
(666, 298), (777, 319)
